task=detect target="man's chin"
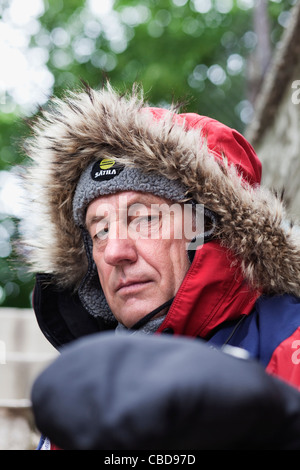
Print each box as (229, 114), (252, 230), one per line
(112, 302), (157, 329)
(114, 300), (170, 329)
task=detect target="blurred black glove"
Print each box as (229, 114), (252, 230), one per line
(31, 332), (300, 450)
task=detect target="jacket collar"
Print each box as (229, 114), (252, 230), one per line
(156, 240), (260, 338)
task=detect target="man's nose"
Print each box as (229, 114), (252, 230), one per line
(103, 230), (138, 266)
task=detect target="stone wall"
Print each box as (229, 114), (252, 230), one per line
(0, 308), (58, 450)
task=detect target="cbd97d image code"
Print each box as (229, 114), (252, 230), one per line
(148, 454), (196, 465)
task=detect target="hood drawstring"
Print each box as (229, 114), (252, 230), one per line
(129, 297), (174, 332)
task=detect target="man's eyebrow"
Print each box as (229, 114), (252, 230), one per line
(128, 201), (152, 210)
(85, 215), (106, 231)
(127, 194), (164, 208)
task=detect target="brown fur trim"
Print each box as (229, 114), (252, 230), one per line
(22, 83), (300, 295)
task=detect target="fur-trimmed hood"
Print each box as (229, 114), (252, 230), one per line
(22, 83), (300, 297)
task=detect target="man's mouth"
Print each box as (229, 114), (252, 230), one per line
(116, 279), (152, 295)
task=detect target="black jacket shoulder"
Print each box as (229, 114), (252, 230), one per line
(33, 273), (115, 349)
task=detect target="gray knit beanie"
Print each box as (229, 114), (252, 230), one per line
(72, 157), (188, 324)
(73, 158), (188, 227)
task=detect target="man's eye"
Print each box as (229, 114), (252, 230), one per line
(95, 225), (109, 240)
(137, 215), (159, 226)
(139, 215), (154, 224)
(129, 215), (160, 236)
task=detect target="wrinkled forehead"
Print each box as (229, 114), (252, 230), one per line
(85, 190), (183, 224)
(88, 190), (174, 210)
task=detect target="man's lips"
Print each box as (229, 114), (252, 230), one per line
(115, 280), (152, 294)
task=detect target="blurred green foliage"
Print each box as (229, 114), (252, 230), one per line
(0, 0), (296, 307)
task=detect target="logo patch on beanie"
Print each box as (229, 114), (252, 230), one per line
(91, 158), (124, 181)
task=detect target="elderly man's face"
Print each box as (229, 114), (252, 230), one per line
(85, 191), (192, 328)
